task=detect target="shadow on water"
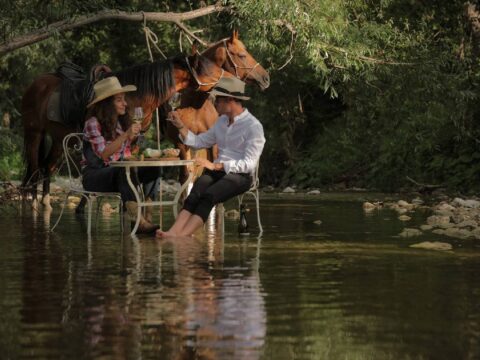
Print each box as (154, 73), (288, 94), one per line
(0, 195), (479, 359)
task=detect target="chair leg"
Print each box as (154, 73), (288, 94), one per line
(95, 196), (102, 232)
(85, 195), (93, 236)
(51, 191), (72, 232)
(237, 194), (244, 208)
(254, 190), (263, 233)
(119, 197), (124, 233)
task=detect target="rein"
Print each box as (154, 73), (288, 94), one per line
(185, 56), (224, 90)
(222, 39), (260, 80)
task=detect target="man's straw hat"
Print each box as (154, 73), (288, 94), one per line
(87, 76), (137, 107)
(210, 77), (250, 101)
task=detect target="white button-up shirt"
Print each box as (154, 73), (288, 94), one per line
(183, 109), (265, 174)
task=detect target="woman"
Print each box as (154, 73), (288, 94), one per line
(82, 76), (159, 234)
(156, 77), (265, 238)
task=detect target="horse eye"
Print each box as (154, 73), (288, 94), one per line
(238, 53), (247, 59)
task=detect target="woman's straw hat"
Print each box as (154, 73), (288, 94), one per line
(87, 76), (137, 107)
(210, 77), (250, 101)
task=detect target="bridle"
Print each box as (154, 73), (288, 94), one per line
(185, 56), (224, 90)
(222, 39), (260, 80)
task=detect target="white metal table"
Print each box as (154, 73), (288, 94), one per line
(110, 159), (194, 235)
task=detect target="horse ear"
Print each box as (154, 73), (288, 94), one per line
(230, 29), (239, 42)
(215, 46), (227, 67)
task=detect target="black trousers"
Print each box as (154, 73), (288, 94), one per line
(82, 166), (159, 203)
(183, 169), (252, 222)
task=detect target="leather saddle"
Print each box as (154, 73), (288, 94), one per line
(47, 62), (110, 129)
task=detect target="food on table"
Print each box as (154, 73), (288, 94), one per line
(162, 148), (180, 158)
(143, 148), (161, 158)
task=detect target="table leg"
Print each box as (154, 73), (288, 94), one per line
(173, 169), (194, 218)
(159, 176), (163, 230)
(125, 166), (142, 236)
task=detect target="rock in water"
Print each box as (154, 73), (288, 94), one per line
(410, 241), (452, 251)
(399, 228), (422, 237)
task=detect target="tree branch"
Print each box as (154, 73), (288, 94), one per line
(174, 21), (209, 47)
(273, 19), (296, 70)
(0, 5), (229, 55)
(323, 43), (415, 66)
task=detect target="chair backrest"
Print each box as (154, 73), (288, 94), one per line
(63, 132), (85, 189)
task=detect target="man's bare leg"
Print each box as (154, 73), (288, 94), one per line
(156, 209), (193, 237)
(178, 214), (204, 236)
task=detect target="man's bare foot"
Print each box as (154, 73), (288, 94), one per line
(155, 229), (178, 238)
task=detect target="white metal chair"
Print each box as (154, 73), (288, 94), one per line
(237, 160), (263, 233)
(51, 133), (123, 235)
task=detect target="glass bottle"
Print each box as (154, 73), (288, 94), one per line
(238, 204), (249, 235)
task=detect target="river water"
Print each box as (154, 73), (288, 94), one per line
(0, 193), (479, 359)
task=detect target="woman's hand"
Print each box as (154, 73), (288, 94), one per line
(166, 111), (185, 130)
(126, 122), (141, 140)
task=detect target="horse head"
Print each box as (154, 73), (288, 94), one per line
(203, 30), (270, 90)
(184, 53), (234, 92)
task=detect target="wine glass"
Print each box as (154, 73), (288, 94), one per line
(133, 107), (143, 125)
(133, 107), (145, 150)
(168, 92), (181, 111)
(167, 93), (182, 128)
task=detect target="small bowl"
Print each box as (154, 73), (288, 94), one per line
(162, 148), (180, 157)
(144, 148), (161, 158)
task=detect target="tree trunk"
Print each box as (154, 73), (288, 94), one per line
(465, 2), (480, 58)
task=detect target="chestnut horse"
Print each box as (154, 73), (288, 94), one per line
(164, 31), (270, 183)
(21, 54), (228, 210)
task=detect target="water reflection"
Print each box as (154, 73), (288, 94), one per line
(5, 196), (480, 359)
(12, 204), (266, 359)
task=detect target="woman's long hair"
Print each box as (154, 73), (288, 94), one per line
(86, 96), (131, 140)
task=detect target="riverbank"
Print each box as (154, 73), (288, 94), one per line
(3, 178), (480, 244)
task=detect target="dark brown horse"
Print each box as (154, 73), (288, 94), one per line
(164, 31), (270, 183)
(21, 54), (229, 210)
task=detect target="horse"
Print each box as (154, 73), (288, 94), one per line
(164, 30), (270, 184)
(21, 53), (229, 210)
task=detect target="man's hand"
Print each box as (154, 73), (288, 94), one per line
(195, 157), (223, 171)
(195, 157), (214, 170)
(167, 111), (185, 130)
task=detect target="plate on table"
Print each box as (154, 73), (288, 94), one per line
(143, 157), (180, 161)
(123, 156), (181, 161)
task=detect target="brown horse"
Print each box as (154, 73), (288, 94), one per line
(21, 54), (228, 210)
(164, 31), (270, 183)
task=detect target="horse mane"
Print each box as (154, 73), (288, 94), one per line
(112, 57), (187, 99)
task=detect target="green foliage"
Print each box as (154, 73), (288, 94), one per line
(0, 129), (23, 181)
(2, 0), (480, 192)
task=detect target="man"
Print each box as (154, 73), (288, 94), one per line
(156, 77), (265, 237)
